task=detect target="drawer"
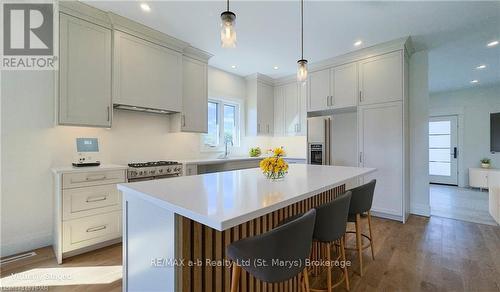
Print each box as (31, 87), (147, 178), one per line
(63, 185), (121, 220)
(62, 170), (126, 189)
(62, 211), (121, 252)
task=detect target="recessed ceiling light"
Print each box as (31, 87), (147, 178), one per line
(273, 66), (279, 70)
(476, 64), (487, 69)
(354, 40), (363, 47)
(487, 40), (499, 47)
(470, 79), (479, 84)
(140, 3), (151, 12)
(231, 65), (237, 69)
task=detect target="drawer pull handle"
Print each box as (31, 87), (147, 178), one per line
(71, 175), (107, 183)
(86, 225), (107, 233)
(86, 195), (107, 203)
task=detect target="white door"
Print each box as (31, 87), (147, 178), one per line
(359, 102), (403, 217)
(308, 68), (330, 112)
(429, 116), (459, 185)
(359, 51), (403, 105)
(58, 14), (112, 127)
(181, 57), (208, 133)
(332, 62), (358, 109)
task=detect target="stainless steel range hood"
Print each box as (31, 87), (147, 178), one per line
(113, 104), (177, 115)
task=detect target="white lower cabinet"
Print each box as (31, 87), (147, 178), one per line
(53, 165), (127, 264)
(358, 102), (405, 219)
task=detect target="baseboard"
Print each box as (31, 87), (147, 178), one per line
(410, 203), (431, 217)
(1, 230), (52, 257)
(370, 211), (404, 222)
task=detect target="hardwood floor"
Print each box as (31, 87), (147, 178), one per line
(1, 215), (499, 291)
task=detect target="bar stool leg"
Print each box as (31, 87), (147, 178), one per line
(340, 236), (350, 291)
(230, 264), (241, 292)
(326, 242), (332, 292)
(367, 211), (375, 260)
(355, 214), (363, 276)
(302, 267), (311, 292)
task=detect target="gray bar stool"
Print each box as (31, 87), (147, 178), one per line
(308, 191), (352, 292)
(226, 209), (317, 292)
(345, 179), (376, 276)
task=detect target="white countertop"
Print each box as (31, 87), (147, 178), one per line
(180, 156), (306, 165)
(51, 164), (128, 174)
(117, 164), (375, 231)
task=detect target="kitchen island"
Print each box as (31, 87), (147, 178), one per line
(118, 164), (375, 292)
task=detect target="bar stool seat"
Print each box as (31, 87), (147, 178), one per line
(226, 209), (317, 292)
(344, 180), (377, 276)
(308, 192), (352, 292)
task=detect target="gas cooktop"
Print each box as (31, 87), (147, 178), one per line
(128, 161), (180, 168)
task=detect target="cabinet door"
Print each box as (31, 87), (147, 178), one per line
(298, 82), (307, 135)
(332, 62), (358, 109)
(113, 31), (182, 111)
(358, 102), (403, 217)
(59, 14), (112, 127)
(181, 57), (208, 133)
(308, 68), (330, 112)
(274, 86), (285, 136)
(359, 51), (403, 105)
(257, 82), (274, 135)
(284, 83), (300, 135)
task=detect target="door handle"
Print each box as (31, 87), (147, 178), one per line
(453, 147), (458, 159)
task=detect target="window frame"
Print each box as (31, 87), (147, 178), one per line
(202, 98), (241, 151)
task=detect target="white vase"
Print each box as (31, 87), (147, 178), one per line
(481, 163), (490, 169)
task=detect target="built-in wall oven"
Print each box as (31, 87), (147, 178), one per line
(307, 116), (331, 165)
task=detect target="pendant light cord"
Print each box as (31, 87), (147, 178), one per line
(227, 0), (229, 12)
(301, 0), (304, 59)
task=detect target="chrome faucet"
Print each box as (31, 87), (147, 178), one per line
(221, 136), (233, 158)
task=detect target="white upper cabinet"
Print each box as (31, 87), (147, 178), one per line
(308, 68), (330, 112)
(58, 13), (112, 127)
(274, 86), (285, 136)
(307, 62), (358, 112)
(359, 51), (403, 105)
(113, 31), (182, 112)
(247, 76), (274, 136)
(178, 56), (208, 133)
(331, 62), (358, 109)
(284, 82), (300, 135)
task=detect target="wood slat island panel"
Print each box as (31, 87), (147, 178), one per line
(179, 184), (346, 292)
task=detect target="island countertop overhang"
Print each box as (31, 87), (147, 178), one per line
(117, 164), (376, 231)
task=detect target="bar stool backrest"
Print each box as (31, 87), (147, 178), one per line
(226, 209), (316, 283)
(348, 179), (377, 215)
(313, 191), (352, 242)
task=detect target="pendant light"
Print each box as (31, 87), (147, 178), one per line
(221, 0), (236, 48)
(297, 0), (308, 82)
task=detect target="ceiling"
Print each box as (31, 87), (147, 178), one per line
(85, 1), (500, 93)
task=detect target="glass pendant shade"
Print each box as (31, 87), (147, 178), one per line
(297, 59), (308, 82)
(221, 11), (236, 48)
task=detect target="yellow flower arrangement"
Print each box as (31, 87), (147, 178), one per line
(260, 147), (289, 180)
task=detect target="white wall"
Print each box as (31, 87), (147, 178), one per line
(430, 84), (500, 187)
(0, 66), (295, 257)
(409, 51), (430, 216)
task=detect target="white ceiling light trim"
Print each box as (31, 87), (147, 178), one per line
(475, 64), (486, 69)
(487, 40), (498, 47)
(140, 3), (150, 12)
(354, 40), (363, 47)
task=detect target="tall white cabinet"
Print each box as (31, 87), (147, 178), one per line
(305, 38), (412, 222)
(273, 81), (307, 136)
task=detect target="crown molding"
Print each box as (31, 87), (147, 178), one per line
(183, 46), (213, 63)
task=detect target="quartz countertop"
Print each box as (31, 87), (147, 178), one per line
(51, 164), (128, 174)
(117, 164), (375, 231)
